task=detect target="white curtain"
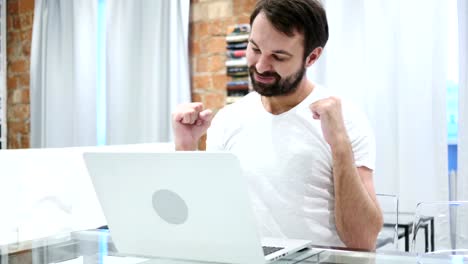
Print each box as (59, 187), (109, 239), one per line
(309, 0), (449, 211)
(30, 0), (98, 148)
(105, 0), (190, 144)
(458, 0), (468, 202)
(31, 0), (190, 147)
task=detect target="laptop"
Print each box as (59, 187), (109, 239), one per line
(83, 152), (313, 264)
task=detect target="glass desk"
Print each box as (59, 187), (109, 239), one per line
(381, 212), (434, 252)
(1, 229), (466, 264)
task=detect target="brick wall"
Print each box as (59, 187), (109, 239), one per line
(189, 0), (255, 149)
(6, 0), (34, 149)
(3, 1), (253, 150)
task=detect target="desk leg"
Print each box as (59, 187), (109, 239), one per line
(424, 225), (429, 252)
(430, 218), (435, 252)
(405, 226), (409, 252)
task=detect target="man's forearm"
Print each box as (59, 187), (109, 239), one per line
(331, 139), (383, 250)
(175, 141), (198, 151)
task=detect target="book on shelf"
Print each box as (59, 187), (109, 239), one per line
(225, 24), (251, 105)
(225, 57), (247, 67)
(226, 34), (249, 43)
(227, 79), (249, 86)
(226, 49), (246, 58)
(226, 24), (251, 35)
(226, 42), (248, 50)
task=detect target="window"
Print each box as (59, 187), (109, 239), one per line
(447, 1), (458, 174)
(97, 0), (106, 146)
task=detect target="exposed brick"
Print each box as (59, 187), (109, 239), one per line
(192, 92), (203, 102)
(207, 55), (225, 72)
(21, 89), (30, 103)
(20, 30), (32, 41)
(10, 60), (28, 73)
(10, 89), (29, 104)
(198, 134), (207, 151)
(18, 73), (30, 87)
(191, 3), (205, 22)
(190, 39), (201, 56)
(8, 121), (30, 134)
(202, 36), (226, 54)
(7, 76), (18, 90)
(233, 0), (256, 16)
(197, 55), (225, 73)
(190, 58), (197, 74)
(20, 134), (30, 148)
(9, 16), (21, 30)
(6, 0), (34, 149)
(18, 0), (34, 13)
(193, 22), (209, 38)
(196, 55), (209, 73)
(22, 42), (31, 57)
(8, 136), (20, 149)
(7, 2), (19, 15)
(212, 73), (229, 91)
(236, 15), (250, 25)
(19, 13), (34, 29)
(7, 31), (21, 44)
(207, 1), (232, 20)
(7, 46), (16, 56)
(210, 17), (237, 36)
(204, 92), (225, 110)
(8, 104), (30, 121)
(193, 75), (212, 89)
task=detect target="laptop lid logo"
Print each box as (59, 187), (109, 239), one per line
(152, 189), (188, 225)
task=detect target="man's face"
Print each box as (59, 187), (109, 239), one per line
(247, 12), (307, 97)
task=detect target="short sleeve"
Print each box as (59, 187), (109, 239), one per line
(206, 109), (227, 151)
(343, 102), (376, 171)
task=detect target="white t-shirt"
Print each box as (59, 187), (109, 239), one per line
(206, 85), (375, 247)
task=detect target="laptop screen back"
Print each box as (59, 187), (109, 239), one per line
(84, 152), (266, 264)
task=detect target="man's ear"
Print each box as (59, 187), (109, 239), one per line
(305, 47), (323, 67)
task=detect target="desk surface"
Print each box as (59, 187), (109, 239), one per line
(1, 230), (466, 264)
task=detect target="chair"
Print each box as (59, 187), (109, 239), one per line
(375, 193), (399, 250)
(411, 201), (468, 255)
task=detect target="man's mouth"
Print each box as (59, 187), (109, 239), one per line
(254, 73), (276, 84)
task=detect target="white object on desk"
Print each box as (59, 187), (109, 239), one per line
(0, 143), (174, 243)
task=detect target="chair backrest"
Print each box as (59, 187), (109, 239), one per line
(375, 193), (399, 250)
(411, 201), (468, 255)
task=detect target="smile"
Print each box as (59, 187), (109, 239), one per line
(254, 73), (276, 84)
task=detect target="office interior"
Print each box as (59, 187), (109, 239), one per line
(0, 0), (468, 263)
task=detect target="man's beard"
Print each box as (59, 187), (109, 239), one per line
(249, 66), (306, 97)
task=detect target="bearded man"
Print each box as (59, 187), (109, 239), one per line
(172, 0), (383, 250)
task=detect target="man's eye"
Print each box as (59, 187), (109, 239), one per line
(273, 55), (285, 62)
(252, 47), (261, 53)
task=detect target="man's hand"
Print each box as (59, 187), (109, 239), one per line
(309, 96), (348, 147)
(172, 103), (213, 150)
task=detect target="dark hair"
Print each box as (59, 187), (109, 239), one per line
(250, 0), (329, 60)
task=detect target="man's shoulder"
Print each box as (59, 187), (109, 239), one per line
(217, 92), (261, 117)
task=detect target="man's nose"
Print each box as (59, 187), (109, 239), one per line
(255, 55), (272, 74)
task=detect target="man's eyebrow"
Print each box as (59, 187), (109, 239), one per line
(249, 39), (293, 57)
(249, 39), (259, 47)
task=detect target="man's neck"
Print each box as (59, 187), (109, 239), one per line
(261, 79), (314, 115)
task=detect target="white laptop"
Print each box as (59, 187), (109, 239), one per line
(83, 152), (313, 264)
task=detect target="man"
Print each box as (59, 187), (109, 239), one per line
(172, 0), (383, 250)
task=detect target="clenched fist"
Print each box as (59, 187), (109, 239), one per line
(172, 103), (214, 150)
(309, 96), (349, 148)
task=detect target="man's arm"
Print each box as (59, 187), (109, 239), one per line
(310, 96), (383, 250)
(332, 140), (383, 250)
